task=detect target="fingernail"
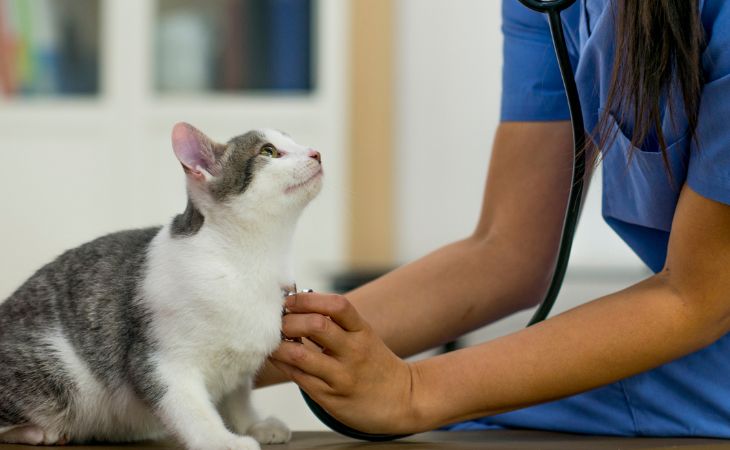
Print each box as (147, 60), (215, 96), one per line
(285, 296), (295, 308)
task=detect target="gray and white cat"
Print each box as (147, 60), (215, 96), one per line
(0, 123), (323, 449)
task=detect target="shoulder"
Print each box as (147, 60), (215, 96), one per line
(502, 0), (546, 31)
(51, 227), (163, 272)
(501, 0), (581, 45)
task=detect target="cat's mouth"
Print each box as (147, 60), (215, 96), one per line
(285, 168), (323, 194)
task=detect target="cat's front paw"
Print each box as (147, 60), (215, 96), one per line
(196, 434), (260, 450)
(247, 417), (291, 444)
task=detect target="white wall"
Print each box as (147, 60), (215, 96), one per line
(394, 0), (645, 272)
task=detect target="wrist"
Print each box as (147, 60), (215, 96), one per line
(404, 360), (438, 433)
(406, 351), (491, 432)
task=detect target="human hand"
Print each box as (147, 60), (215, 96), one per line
(270, 292), (420, 435)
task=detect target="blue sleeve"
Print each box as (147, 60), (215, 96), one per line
(687, 0), (730, 206)
(500, 0), (571, 122)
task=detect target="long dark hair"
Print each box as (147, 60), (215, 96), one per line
(598, 0), (704, 176)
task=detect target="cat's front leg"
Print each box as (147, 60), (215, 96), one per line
(218, 378), (291, 445)
(154, 369), (259, 450)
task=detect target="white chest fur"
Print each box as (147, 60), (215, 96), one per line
(142, 224), (289, 399)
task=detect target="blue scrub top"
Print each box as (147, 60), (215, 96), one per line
(449, 0), (730, 437)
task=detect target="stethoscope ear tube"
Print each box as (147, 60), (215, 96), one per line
(301, 1), (586, 440)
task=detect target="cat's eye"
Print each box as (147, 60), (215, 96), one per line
(260, 145), (280, 158)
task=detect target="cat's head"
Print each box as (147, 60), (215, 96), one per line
(171, 122), (322, 223)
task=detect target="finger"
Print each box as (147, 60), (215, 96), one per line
(286, 293), (364, 332)
(282, 313), (348, 352)
(269, 359), (333, 394)
(270, 341), (341, 387)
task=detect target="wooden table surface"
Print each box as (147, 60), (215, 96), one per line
(1, 430), (729, 450)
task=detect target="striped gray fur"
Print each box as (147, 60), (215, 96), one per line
(0, 228), (164, 430)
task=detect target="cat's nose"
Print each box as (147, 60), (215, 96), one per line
(308, 149), (322, 164)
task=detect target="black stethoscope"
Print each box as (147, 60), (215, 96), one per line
(301, 0), (587, 441)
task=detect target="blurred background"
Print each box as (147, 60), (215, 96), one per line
(0, 0), (648, 431)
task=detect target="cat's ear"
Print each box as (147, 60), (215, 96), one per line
(172, 122), (225, 182)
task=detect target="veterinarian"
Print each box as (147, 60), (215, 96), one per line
(267, 0), (730, 436)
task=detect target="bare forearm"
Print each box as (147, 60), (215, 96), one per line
(410, 273), (725, 431)
(348, 235), (552, 358)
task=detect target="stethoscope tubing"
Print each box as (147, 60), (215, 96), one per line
(528, 4), (586, 325)
(301, 0), (587, 440)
